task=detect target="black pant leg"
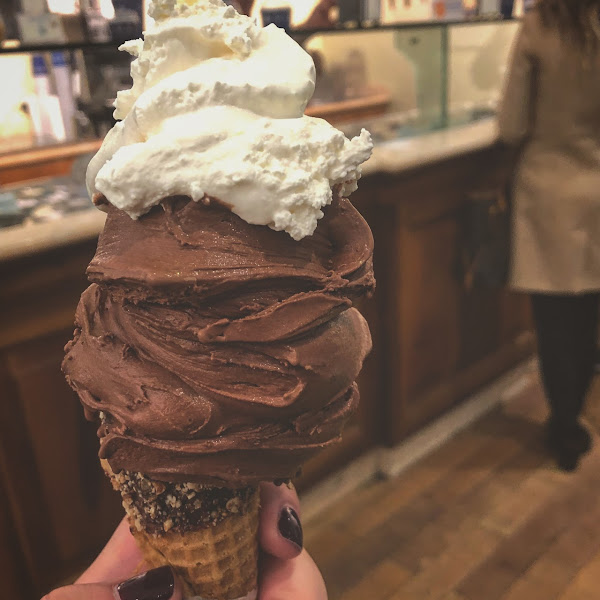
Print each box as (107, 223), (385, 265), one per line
(531, 294), (577, 424)
(571, 293), (600, 416)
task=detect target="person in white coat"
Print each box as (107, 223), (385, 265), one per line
(499, 0), (600, 471)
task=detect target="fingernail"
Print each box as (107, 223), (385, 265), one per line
(278, 506), (303, 550)
(116, 566), (175, 600)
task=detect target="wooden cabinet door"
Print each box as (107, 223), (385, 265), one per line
(0, 470), (32, 600)
(383, 151), (534, 443)
(0, 330), (123, 598)
(396, 204), (462, 434)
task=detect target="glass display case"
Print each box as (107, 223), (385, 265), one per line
(302, 19), (519, 143)
(0, 16), (519, 158)
(0, 16), (520, 230)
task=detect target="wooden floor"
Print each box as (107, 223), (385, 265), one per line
(305, 371), (600, 600)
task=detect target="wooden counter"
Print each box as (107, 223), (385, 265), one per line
(0, 140), (102, 187)
(353, 143), (533, 445)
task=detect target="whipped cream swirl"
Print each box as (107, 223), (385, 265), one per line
(87, 0), (373, 240)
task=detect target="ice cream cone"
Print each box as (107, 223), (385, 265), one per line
(102, 460), (259, 600)
(63, 4), (375, 598)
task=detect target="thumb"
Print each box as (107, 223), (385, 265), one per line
(43, 566), (183, 600)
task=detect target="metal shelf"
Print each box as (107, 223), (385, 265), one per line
(0, 16), (517, 54)
(0, 39), (121, 54)
(293, 16), (514, 37)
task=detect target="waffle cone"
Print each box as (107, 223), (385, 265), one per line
(130, 492), (259, 599)
(102, 460), (259, 600)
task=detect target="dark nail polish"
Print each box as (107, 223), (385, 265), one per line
(117, 566), (175, 600)
(278, 506), (303, 549)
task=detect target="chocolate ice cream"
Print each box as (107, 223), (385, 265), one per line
(64, 193), (373, 486)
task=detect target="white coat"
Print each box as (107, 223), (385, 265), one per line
(499, 8), (600, 293)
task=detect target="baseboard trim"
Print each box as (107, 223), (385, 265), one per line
(379, 358), (536, 478)
(300, 358), (536, 522)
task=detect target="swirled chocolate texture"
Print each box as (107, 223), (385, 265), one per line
(63, 195), (374, 486)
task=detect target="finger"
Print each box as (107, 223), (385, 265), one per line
(259, 482), (303, 560)
(44, 566), (182, 600)
(259, 550), (328, 600)
(77, 517), (144, 584)
(43, 583), (119, 600)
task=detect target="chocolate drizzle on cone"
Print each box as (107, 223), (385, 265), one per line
(104, 461), (258, 534)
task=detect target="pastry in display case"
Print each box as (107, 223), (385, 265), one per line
(381, 0), (433, 24)
(0, 1), (20, 41)
(0, 176), (92, 229)
(306, 46), (391, 123)
(301, 0), (338, 29)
